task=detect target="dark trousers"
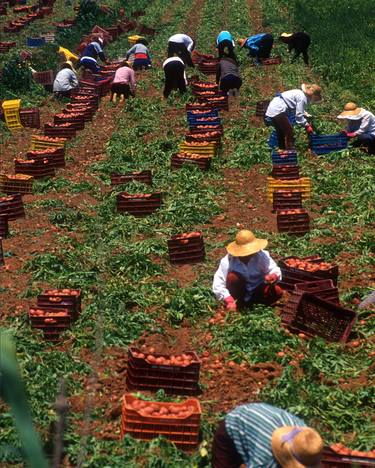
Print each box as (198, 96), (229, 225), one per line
(270, 112), (294, 149)
(167, 41), (194, 67)
(79, 58), (100, 74)
(354, 133), (375, 155)
(257, 34), (274, 59)
(212, 420), (243, 468)
(218, 39), (236, 60)
(220, 74), (242, 93)
(163, 61), (186, 98)
(110, 83), (132, 97)
(133, 58), (151, 70)
(292, 47), (309, 64)
(54, 90), (72, 99)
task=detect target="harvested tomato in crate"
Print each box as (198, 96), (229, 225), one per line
(121, 394), (201, 449)
(37, 289), (82, 320)
(271, 164), (300, 180)
(117, 192), (162, 217)
(54, 113), (85, 130)
(167, 231), (205, 264)
(111, 170), (152, 187)
(276, 208), (310, 235)
(295, 280), (340, 304)
(281, 292), (356, 342)
(189, 125), (224, 135)
(191, 82), (219, 93)
(0, 193), (25, 220)
(0, 174), (34, 195)
(278, 255), (339, 288)
(27, 148), (65, 168)
(126, 347), (201, 395)
(14, 158), (55, 179)
(0, 215), (9, 238)
(171, 153), (211, 171)
(185, 130), (221, 143)
(322, 445), (375, 467)
(29, 307), (71, 342)
(273, 190), (303, 212)
(44, 123), (77, 139)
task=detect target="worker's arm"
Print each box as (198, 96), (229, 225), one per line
(295, 95), (308, 126)
(212, 255), (231, 301)
(355, 113), (370, 136)
(126, 45), (136, 59)
(70, 71), (79, 88)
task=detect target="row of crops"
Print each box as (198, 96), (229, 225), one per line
(1, 0), (374, 466)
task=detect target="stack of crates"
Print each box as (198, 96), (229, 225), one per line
(2, 100), (23, 130)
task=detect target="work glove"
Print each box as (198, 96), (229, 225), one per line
(305, 124), (314, 134)
(224, 296), (237, 311)
(345, 131), (357, 138)
(264, 273), (279, 284)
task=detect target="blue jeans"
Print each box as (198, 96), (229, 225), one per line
(79, 58), (100, 73)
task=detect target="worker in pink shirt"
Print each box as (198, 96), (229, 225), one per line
(110, 60), (136, 103)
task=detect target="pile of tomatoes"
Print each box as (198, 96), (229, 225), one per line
(129, 399), (196, 419)
(132, 350), (197, 367)
(284, 258), (334, 272)
(330, 443), (375, 458)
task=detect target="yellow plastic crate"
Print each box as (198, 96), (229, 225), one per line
(267, 177), (311, 201)
(30, 135), (66, 151)
(58, 46), (79, 62)
(0, 173), (34, 194)
(179, 142), (217, 156)
(2, 99), (22, 130)
(128, 35), (145, 45)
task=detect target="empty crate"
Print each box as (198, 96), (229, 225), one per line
(309, 133), (348, 155)
(0, 215), (8, 238)
(295, 280), (340, 304)
(168, 232), (205, 264)
(271, 150), (298, 165)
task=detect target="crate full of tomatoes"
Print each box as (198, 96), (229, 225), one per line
(37, 289), (82, 321)
(44, 122), (77, 139)
(171, 153), (211, 171)
(185, 130), (221, 143)
(29, 307), (71, 342)
(322, 445), (375, 467)
(271, 164), (300, 180)
(111, 170), (152, 187)
(278, 255), (339, 289)
(126, 348), (201, 395)
(0, 174), (34, 195)
(167, 231), (205, 264)
(27, 148), (65, 168)
(116, 192), (162, 217)
(14, 158), (55, 179)
(121, 394), (201, 449)
(0, 194), (25, 220)
(276, 208), (310, 235)
(54, 113), (85, 130)
(272, 190), (303, 212)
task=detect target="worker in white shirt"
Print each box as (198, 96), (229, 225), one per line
(167, 33), (195, 67)
(337, 102), (375, 154)
(53, 61), (78, 98)
(265, 83), (322, 150)
(162, 55), (187, 98)
(212, 230), (283, 310)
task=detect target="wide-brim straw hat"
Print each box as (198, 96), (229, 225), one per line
(272, 427), (323, 468)
(337, 102), (363, 119)
(238, 38), (247, 48)
(226, 230), (268, 257)
(301, 83), (322, 102)
(281, 32), (293, 38)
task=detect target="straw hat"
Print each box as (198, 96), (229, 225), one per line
(337, 102), (363, 120)
(238, 38), (247, 48)
(65, 60), (76, 73)
(272, 427), (323, 468)
(301, 83), (322, 102)
(226, 230), (268, 257)
(281, 32), (293, 38)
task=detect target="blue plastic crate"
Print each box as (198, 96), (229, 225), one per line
(309, 133), (348, 155)
(189, 119), (221, 128)
(26, 37), (46, 47)
(187, 110), (219, 120)
(271, 149), (298, 165)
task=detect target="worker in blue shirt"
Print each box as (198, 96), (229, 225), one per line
(216, 30), (236, 60)
(238, 33), (274, 64)
(79, 37), (108, 73)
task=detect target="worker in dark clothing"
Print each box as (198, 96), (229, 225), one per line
(238, 33), (274, 64)
(216, 31), (236, 60)
(279, 32), (311, 65)
(216, 56), (242, 96)
(162, 55), (187, 98)
(167, 34), (195, 67)
(79, 37), (108, 73)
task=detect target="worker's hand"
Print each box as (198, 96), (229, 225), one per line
(305, 124), (314, 134)
(224, 296), (237, 311)
(345, 131), (357, 138)
(264, 273), (279, 284)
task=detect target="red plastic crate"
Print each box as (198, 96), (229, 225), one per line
(261, 56), (282, 65)
(37, 289), (81, 320)
(116, 192), (162, 217)
(44, 123), (77, 139)
(111, 170), (152, 186)
(65, 104), (96, 120)
(19, 108), (40, 128)
(54, 114), (85, 130)
(276, 208), (310, 235)
(121, 394), (201, 449)
(197, 60), (219, 75)
(322, 447), (375, 467)
(26, 148), (65, 168)
(295, 280), (340, 304)
(255, 99), (270, 117)
(0, 238), (4, 266)
(185, 130), (221, 143)
(281, 292), (356, 342)
(0, 174), (34, 195)
(171, 153), (211, 171)
(126, 348), (201, 395)
(271, 165), (300, 180)
(167, 232), (205, 264)
(198, 96), (228, 111)
(189, 125), (223, 135)
(29, 307), (71, 342)
(273, 190), (303, 212)
(14, 158), (55, 179)
(0, 193), (25, 220)
(191, 82), (219, 93)
(70, 95), (99, 108)
(278, 255), (339, 288)
(186, 102), (215, 112)
(0, 215), (9, 238)
(32, 70), (54, 86)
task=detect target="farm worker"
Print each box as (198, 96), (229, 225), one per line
(52, 61), (78, 98)
(79, 37), (108, 73)
(337, 102), (375, 155)
(125, 39), (152, 70)
(110, 60), (136, 103)
(162, 55), (187, 99)
(216, 30), (236, 60)
(212, 230), (282, 310)
(212, 402), (323, 468)
(167, 33), (195, 67)
(216, 56), (242, 96)
(279, 32), (311, 65)
(238, 33), (274, 64)
(265, 83), (322, 150)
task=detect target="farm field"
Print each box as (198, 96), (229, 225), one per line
(0, 0), (374, 466)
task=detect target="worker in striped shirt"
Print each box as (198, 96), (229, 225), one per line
(212, 402), (323, 468)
